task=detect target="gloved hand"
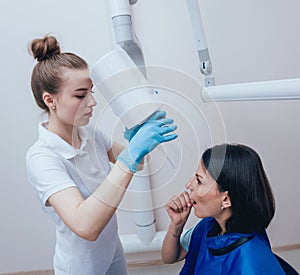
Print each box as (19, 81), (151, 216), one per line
(117, 114), (178, 173)
(124, 110), (167, 141)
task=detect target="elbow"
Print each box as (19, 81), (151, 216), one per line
(162, 257), (175, 264)
(77, 231), (99, 242)
(161, 257), (168, 264)
(75, 225), (101, 242)
(161, 253), (176, 264)
(82, 233), (99, 242)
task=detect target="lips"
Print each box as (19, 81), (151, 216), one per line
(190, 198), (197, 205)
(85, 112), (93, 117)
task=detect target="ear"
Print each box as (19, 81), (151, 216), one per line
(42, 92), (56, 110)
(222, 191), (232, 209)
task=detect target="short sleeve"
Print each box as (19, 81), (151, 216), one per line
(26, 151), (76, 207)
(95, 129), (113, 152)
(180, 227), (195, 252)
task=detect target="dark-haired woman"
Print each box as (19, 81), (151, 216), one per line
(162, 144), (285, 274)
(26, 35), (177, 275)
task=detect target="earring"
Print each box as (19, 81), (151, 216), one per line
(221, 206), (224, 210)
(52, 106), (56, 110)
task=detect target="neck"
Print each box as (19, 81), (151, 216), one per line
(48, 119), (81, 149)
(215, 208), (232, 235)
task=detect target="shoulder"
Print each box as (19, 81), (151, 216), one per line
(26, 139), (67, 181)
(26, 121), (62, 161)
(83, 126), (112, 148)
(243, 232), (271, 250)
(234, 233), (285, 272)
(26, 139), (59, 164)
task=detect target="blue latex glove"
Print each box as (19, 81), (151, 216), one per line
(117, 115), (178, 173)
(124, 110), (167, 141)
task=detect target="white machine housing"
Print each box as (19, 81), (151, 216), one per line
(91, 46), (162, 128)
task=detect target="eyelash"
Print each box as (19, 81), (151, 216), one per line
(196, 177), (203, 185)
(75, 91), (94, 99)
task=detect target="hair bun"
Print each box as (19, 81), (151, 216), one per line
(30, 35), (61, 62)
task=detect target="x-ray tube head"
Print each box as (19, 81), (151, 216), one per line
(91, 47), (162, 128)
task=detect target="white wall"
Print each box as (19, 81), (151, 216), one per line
(1, 0), (300, 273)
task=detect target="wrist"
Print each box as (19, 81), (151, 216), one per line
(107, 161), (133, 187)
(116, 147), (141, 173)
(115, 160), (134, 175)
(168, 223), (184, 238)
(168, 230), (181, 238)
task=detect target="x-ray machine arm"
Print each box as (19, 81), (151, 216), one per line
(108, 0), (300, 102)
(108, 0), (215, 87)
(186, 0), (215, 87)
(108, 0), (146, 77)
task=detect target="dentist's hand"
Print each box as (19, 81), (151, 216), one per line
(123, 110), (167, 141)
(117, 114), (178, 173)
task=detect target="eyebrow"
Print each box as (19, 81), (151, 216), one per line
(74, 84), (93, 92)
(195, 173), (204, 179)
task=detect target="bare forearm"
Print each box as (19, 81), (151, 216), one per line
(72, 161), (133, 240)
(162, 224), (186, 263)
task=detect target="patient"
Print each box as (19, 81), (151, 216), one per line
(162, 143), (287, 274)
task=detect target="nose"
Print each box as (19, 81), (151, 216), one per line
(87, 92), (97, 107)
(185, 177), (193, 190)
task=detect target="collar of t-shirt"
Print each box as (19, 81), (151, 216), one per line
(38, 121), (89, 159)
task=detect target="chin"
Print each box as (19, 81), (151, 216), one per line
(76, 119), (90, 127)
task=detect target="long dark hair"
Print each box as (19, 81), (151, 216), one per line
(202, 143), (275, 233)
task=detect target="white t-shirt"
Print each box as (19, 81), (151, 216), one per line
(26, 121), (120, 274)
